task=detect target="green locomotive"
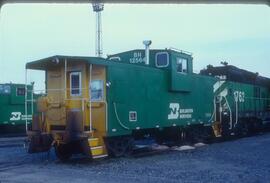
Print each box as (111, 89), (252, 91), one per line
(0, 83), (33, 135)
(201, 65), (270, 136)
(25, 44), (270, 160)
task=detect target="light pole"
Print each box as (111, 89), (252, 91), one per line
(92, 3), (104, 57)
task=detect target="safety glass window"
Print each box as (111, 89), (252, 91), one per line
(0, 84), (11, 94)
(155, 52), (169, 68)
(176, 58), (188, 73)
(17, 87), (25, 96)
(70, 72), (81, 96)
(91, 80), (103, 101)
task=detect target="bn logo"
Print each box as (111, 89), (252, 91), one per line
(168, 103), (180, 120)
(10, 112), (22, 121)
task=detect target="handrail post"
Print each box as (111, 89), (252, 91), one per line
(31, 88), (34, 116)
(89, 64), (92, 133)
(25, 69), (28, 132)
(64, 59), (67, 100)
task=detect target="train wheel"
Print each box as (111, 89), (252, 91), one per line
(234, 121), (249, 137)
(241, 122), (249, 136)
(106, 137), (134, 157)
(55, 144), (72, 161)
(221, 121), (231, 138)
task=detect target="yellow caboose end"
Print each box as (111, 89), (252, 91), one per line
(26, 56), (108, 160)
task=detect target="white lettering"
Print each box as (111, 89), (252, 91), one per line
(129, 52), (145, 64)
(234, 91), (245, 103)
(180, 114), (192, 119)
(168, 103), (193, 120)
(168, 103), (180, 120)
(10, 112), (22, 121)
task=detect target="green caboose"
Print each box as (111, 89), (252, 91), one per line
(0, 83), (33, 135)
(26, 47), (219, 159)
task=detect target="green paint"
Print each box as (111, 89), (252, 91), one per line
(26, 49), (270, 138)
(0, 83), (35, 132)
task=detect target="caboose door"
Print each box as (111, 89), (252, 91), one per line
(67, 67), (86, 133)
(88, 65), (107, 138)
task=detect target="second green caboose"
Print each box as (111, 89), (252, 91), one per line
(0, 83), (33, 135)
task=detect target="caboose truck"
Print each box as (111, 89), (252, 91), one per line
(25, 42), (270, 160)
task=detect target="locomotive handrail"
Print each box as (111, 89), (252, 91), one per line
(223, 96), (233, 129)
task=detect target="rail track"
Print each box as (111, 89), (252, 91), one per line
(0, 137), (26, 148)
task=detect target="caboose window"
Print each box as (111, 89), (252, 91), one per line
(16, 87), (25, 96)
(0, 84), (11, 94)
(70, 72), (81, 96)
(155, 52), (169, 68)
(91, 80), (103, 101)
(176, 58), (188, 73)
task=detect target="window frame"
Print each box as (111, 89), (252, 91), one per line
(70, 71), (82, 97)
(155, 52), (169, 68)
(176, 57), (189, 73)
(129, 111), (137, 122)
(90, 79), (104, 102)
(0, 84), (11, 95)
(16, 87), (26, 96)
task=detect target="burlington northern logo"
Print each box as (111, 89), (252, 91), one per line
(168, 103), (193, 120)
(10, 112), (22, 121)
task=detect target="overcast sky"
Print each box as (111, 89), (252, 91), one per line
(0, 4), (269, 89)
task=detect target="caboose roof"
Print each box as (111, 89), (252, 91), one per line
(26, 48), (193, 71)
(26, 55), (111, 70)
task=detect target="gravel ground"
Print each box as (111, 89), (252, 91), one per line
(1, 134), (270, 183)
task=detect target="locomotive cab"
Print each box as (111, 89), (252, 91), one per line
(26, 56), (108, 160)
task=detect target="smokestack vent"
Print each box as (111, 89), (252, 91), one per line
(143, 40), (152, 65)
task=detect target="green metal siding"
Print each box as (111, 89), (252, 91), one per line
(225, 82), (269, 115)
(106, 63), (217, 136)
(0, 84), (33, 129)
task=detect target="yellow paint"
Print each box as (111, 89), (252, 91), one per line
(87, 65), (107, 154)
(88, 138), (99, 147)
(90, 146), (105, 156)
(36, 59), (107, 156)
(212, 121), (222, 137)
(45, 67), (66, 131)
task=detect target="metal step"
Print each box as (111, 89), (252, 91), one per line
(90, 145), (105, 156)
(88, 136), (108, 159)
(92, 154), (108, 159)
(88, 138), (99, 147)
